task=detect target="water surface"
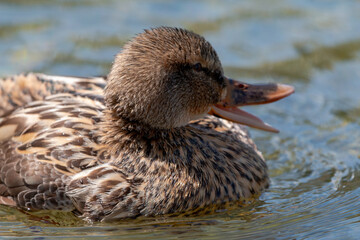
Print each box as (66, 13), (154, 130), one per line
(0, 0), (360, 239)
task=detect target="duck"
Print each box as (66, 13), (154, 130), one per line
(0, 27), (294, 222)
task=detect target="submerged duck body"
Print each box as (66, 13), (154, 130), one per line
(0, 27), (293, 221)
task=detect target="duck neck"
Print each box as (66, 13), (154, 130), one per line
(100, 109), (188, 165)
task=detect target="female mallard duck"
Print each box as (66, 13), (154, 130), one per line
(0, 27), (294, 222)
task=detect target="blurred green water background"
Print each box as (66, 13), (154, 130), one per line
(0, 0), (360, 239)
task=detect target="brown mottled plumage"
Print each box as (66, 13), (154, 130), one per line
(0, 27), (293, 222)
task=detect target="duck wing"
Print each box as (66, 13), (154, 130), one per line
(0, 90), (107, 211)
(0, 73), (106, 118)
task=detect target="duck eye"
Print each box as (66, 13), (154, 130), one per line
(193, 63), (202, 71)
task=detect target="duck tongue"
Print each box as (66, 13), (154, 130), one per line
(209, 78), (295, 133)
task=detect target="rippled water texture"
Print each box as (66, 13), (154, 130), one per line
(1, 0), (360, 239)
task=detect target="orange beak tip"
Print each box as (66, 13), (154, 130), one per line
(262, 83), (295, 104)
(278, 83), (295, 97)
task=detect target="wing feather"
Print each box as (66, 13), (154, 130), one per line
(0, 75), (109, 211)
(0, 73), (106, 118)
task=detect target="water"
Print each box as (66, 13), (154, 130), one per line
(0, 0), (360, 239)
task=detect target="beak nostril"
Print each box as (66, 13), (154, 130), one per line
(236, 83), (248, 90)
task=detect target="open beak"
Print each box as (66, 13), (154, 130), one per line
(209, 77), (295, 133)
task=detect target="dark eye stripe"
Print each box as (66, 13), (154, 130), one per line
(208, 69), (224, 86)
(181, 63), (225, 86)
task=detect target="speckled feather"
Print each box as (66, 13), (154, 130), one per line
(0, 73), (105, 118)
(0, 88), (106, 211)
(0, 27), (270, 222)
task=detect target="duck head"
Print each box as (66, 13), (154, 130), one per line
(105, 27), (294, 132)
